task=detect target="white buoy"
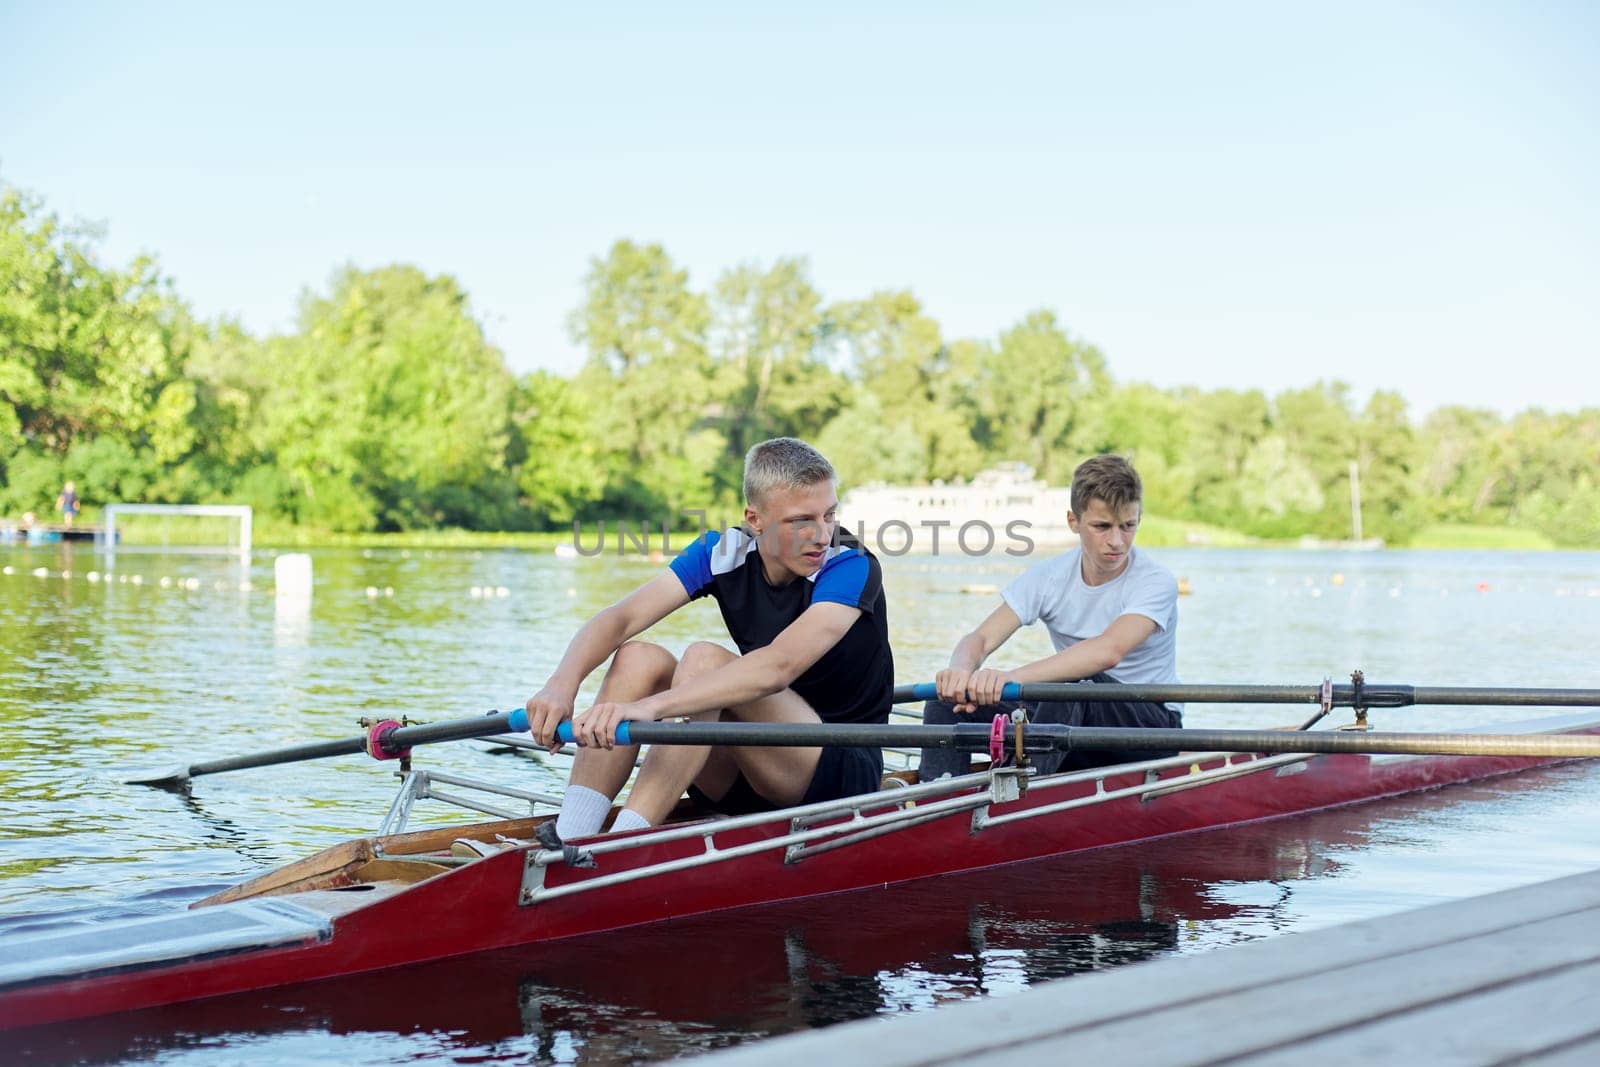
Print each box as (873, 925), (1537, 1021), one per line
(495, 586), (510, 598)
(87, 571), (100, 583)
(365, 586), (379, 598)
(32, 567), (49, 578)
(275, 553), (314, 603)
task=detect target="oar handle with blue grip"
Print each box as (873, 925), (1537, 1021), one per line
(504, 709), (635, 746)
(898, 682), (1023, 703)
(552, 720), (632, 745)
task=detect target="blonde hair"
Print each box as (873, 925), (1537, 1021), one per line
(743, 438), (836, 506)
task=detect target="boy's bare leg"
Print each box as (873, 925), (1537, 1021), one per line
(622, 642), (824, 824)
(568, 640), (678, 802)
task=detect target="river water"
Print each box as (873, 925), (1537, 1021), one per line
(2, 542), (1599, 1064)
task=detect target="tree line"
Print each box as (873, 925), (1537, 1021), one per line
(2, 183), (1597, 547)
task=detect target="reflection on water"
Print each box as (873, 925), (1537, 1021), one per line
(3, 544), (1600, 1064)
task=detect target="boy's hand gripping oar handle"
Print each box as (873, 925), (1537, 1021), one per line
(900, 682), (1025, 703)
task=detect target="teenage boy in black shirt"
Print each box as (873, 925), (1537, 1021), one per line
(525, 438), (893, 838)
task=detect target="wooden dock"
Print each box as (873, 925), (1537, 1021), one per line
(0, 523), (100, 544)
(689, 867), (1600, 1065)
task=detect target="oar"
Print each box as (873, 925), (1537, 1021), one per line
(890, 681), (1600, 709)
(127, 711), (529, 788)
(586, 719), (1600, 759)
(130, 688), (1600, 791)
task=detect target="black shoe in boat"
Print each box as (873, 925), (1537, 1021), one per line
(535, 819), (596, 869)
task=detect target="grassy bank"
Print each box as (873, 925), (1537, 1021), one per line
(1402, 524), (1557, 550)
(90, 511), (1567, 554)
(257, 524), (578, 551)
(1134, 515), (1260, 549)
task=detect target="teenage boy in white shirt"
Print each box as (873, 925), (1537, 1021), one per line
(919, 454), (1180, 780)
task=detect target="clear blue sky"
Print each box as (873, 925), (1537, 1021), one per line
(4, 1), (1596, 417)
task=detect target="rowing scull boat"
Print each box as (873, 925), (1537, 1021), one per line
(4, 697), (1599, 1031)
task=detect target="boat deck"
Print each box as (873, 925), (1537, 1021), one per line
(687, 866), (1600, 1066)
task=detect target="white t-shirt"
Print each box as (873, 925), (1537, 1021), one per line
(1001, 546), (1180, 708)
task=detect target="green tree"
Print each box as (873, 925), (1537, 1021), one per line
(815, 392), (924, 488)
(1238, 433), (1325, 536)
(257, 265), (519, 530)
(978, 310), (1111, 484)
(1180, 388), (1271, 527)
(1272, 382), (1356, 537)
(1415, 406), (1503, 524)
(1496, 409), (1600, 546)
(709, 258), (847, 455)
(513, 371), (607, 526)
(826, 290), (982, 482)
(0, 184), (226, 513)
(1089, 382), (1194, 512)
(1353, 389), (1415, 541)
(570, 240), (722, 512)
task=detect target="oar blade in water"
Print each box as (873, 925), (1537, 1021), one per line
(123, 766), (193, 789)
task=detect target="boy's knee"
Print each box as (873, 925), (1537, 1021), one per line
(673, 641), (733, 684)
(613, 640), (676, 681)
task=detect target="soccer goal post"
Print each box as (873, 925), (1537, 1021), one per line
(99, 504), (253, 565)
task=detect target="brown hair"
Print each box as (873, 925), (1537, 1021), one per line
(743, 437), (836, 506)
(1070, 454), (1142, 517)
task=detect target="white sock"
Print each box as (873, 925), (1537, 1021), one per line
(610, 808), (651, 833)
(555, 785), (612, 840)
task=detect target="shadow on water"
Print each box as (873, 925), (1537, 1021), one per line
(16, 769), (1573, 1066)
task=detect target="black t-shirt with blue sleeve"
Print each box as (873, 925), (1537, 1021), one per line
(668, 528), (893, 726)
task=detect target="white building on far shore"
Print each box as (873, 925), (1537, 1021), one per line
(840, 463), (1077, 556)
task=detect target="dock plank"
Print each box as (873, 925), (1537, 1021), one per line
(1233, 959), (1600, 1065)
(1519, 1035), (1600, 1066)
(959, 910), (1600, 1067)
(685, 869), (1600, 1067)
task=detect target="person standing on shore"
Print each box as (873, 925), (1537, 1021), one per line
(56, 482), (80, 528)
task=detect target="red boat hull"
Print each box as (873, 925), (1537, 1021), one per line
(0, 742), (1589, 1030)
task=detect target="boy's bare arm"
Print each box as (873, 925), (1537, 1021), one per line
(990, 613), (1158, 698)
(525, 572), (690, 745)
(572, 602), (864, 747)
(936, 603), (1023, 711)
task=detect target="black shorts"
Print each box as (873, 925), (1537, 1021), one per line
(687, 745), (884, 815)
